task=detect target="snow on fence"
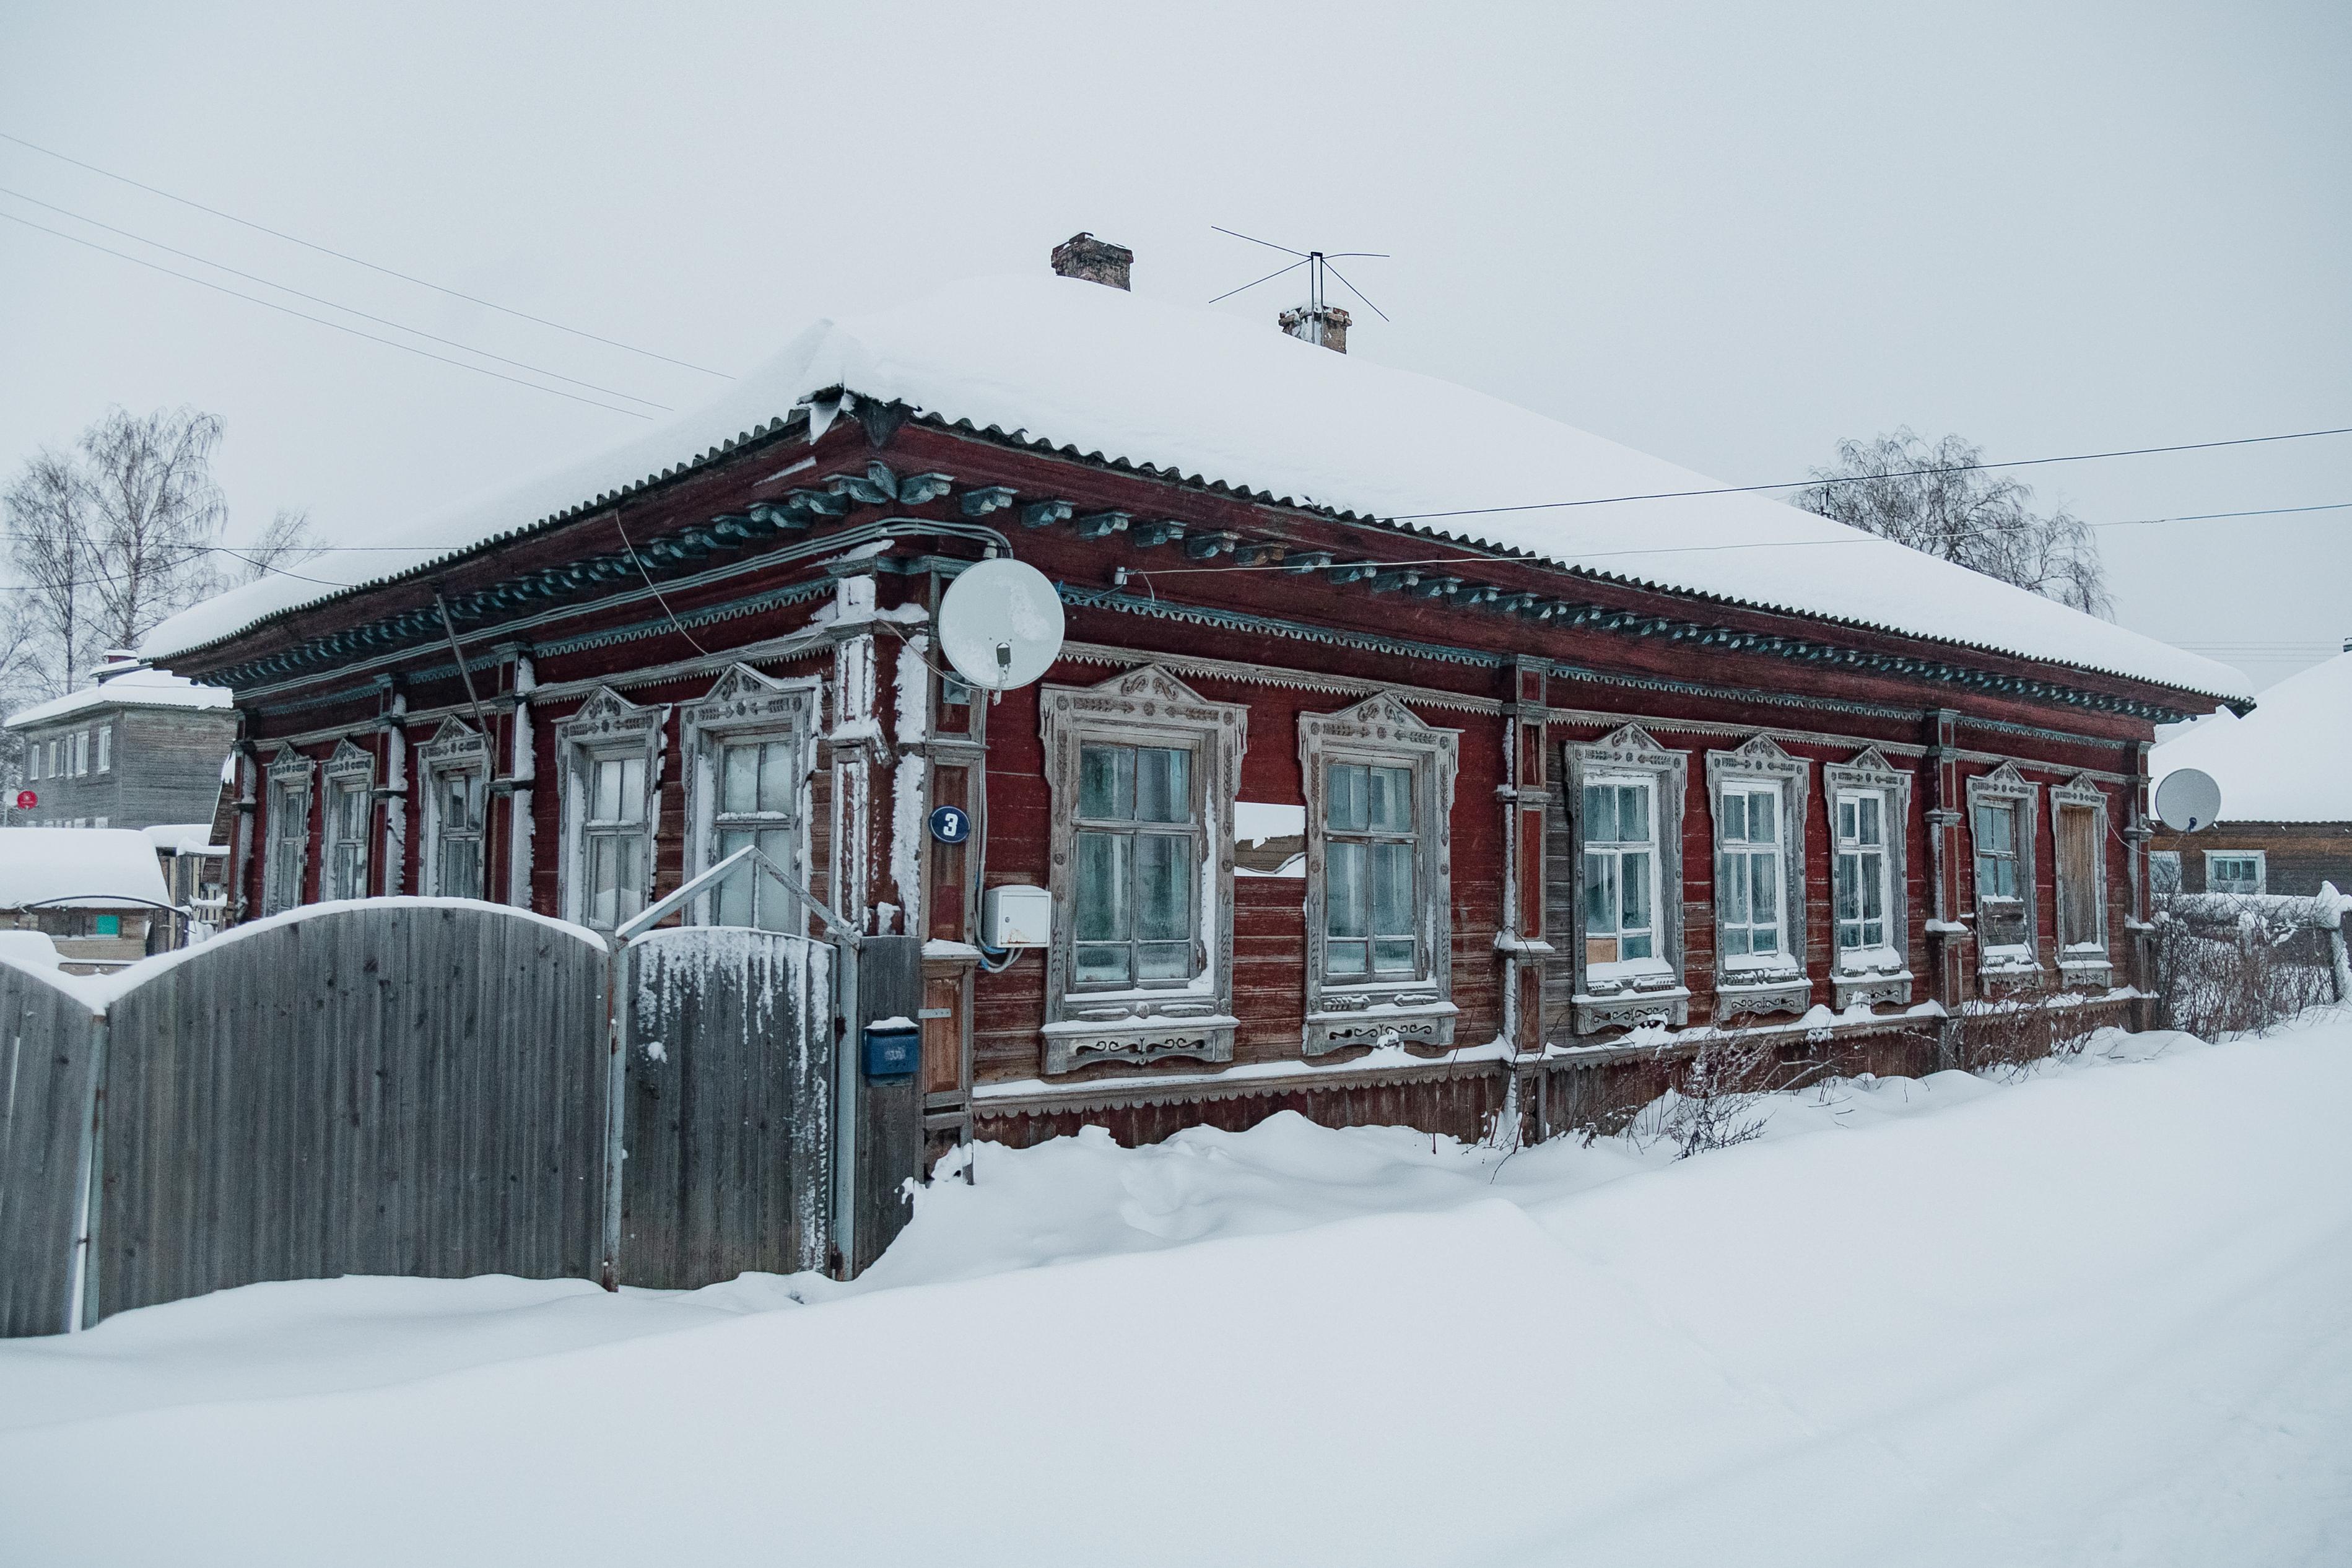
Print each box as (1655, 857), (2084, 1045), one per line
(0, 897), (909, 1338)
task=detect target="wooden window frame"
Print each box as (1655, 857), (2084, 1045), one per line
(321, 739), (376, 902)
(2050, 773), (2112, 985)
(1037, 665), (1246, 1074)
(1823, 746), (1914, 1010)
(555, 687), (666, 932)
(95, 723), (111, 775)
(1967, 762), (2043, 978)
(417, 718), (491, 900)
(261, 746), (315, 916)
(1565, 723), (1689, 1033)
(2203, 849), (2266, 897)
(1705, 734), (1813, 1022)
(679, 664), (820, 932)
(1298, 692), (1460, 1056)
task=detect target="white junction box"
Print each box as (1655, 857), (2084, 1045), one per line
(983, 884), (1052, 949)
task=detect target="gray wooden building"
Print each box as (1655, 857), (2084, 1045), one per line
(5, 660), (237, 831)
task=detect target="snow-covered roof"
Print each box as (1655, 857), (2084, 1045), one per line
(0, 827), (174, 909)
(4, 665), (233, 730)
(142, 822), (228, 856)
(2152, 650), (2352, 823)
(139, 274), (2249, 704)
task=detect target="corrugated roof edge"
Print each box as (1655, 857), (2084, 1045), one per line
(149, 394), (2249, 710)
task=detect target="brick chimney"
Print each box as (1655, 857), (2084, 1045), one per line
(1050, 232), (1132, 290)
(1279, 303), (1351, 354)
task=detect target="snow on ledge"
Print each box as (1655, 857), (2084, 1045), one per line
(975, 1035), (1516, 1102)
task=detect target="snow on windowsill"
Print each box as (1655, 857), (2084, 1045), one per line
(1833, 946), (1909, 977)
(975, 1034), (1515, 1102)
(1039, 1013), (1239, 1039)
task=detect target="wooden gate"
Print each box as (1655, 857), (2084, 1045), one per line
(618, 927), (837, 1287)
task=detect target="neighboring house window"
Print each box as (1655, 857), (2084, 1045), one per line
(50, 739), (61, 777)
(1298, 693), (1459, 1054)
(1966, 763), (2041, 976)
(24, 744), (36, 782)
(323, 740), (375, 901)
(1564, 723), (1690, 1033)
(1705, 734), (1812, 1021)
(2050, 775), (2111, 980)
(72, 731), (88, 776)
(2205, 852), (2265, 896)
(262, 748), (316, 915)
(680, 665), (818, 933)
(557, 687), (666, 932)
(2148, 851), (2182, 894)
(418, 719), (491, 899)
(1824, 747), (1914, 1009)
(1037, 665), (1247, 1074)
(95, 724), (111, 773)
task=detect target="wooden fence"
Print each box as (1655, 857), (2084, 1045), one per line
(0, 899), (925, 1338)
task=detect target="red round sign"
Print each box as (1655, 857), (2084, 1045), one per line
(13, 790), (33, 811)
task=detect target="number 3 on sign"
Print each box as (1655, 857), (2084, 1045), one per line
(928, 804), (970, 845)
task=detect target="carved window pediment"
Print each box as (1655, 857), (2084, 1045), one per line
(266, 744), (316, 788)
(419, 718), (489, 767)
(324, 737), (375, 783)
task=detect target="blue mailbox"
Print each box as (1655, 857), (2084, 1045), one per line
(862, 1019), (920, 1079)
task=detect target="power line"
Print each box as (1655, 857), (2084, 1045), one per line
(0, 128), (733, 378)
(0, 211), (656, 420)
(1387, 429), (2352, 521)
(0, 185), (671, 411)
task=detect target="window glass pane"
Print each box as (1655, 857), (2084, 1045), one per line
(723, 744), (758, 812)
(1621, 931), (1653, 959)
(1135, 747), (1190, 824)
(1330, 765), (1368, 834)
(1619, 850), (1650, 933)
(1372, 938), (1415, 973)
(1721, 853), (1749, 922)
(1136, 941), (1190, 980)
(1074, 832), (1129, 941)
(1839, 798), (1857, 841)
(1369, 767), (1413, 834)
(1723, 925), (1749, 956)
(1836, 856), (1860, 922)
(1371, 842), (1414, 938)
(1583, 852), (1614, 931)
(1614, 785), (1645, 845)
(1135, 834), (1189, 941)
(1858, 795), (1882, 845)
(1076, 944), (1131, 985)
(715, 828), (752, 925)
(1328, 938), (1368, 977)
(1079, 744), (1130, 820)
(1720, 790), (1746, 842)
(1583, 783), (1616, 844)
(759, 741), (794, 814)
(588, 837), (616, 926)
(1749, 788), (1776, 844)
(621, 758), (647, 822)
(1328, 842), (1367, 938)
(1751, 856), (1778, 924)
(754, 829), (796, 932)
(1862, 855), (1884, 921)
(592, 759), (617, 822)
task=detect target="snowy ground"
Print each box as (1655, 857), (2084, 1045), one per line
(6, 1017), (2351, 1566)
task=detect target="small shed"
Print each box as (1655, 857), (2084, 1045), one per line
(2150, 643), (2352, 896)
(0, 827), (175, 969)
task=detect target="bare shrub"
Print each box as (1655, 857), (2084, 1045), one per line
(1627, 1034), (1823, 1159)
(2152, 893), (2337, 1039)
(1962, 990), (2099, 1080)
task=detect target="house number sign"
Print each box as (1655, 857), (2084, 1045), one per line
(928, 804), (971, 845)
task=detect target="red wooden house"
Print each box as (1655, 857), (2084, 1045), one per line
(138, 234), (2250, 1158)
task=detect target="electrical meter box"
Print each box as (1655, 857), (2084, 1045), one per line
(983, 884), (1052, 948)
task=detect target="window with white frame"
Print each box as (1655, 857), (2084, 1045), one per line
(1582, 776), (1659, 966)
(2050, 775), (2110, 965)
(25, 743), (37, 782)
(2148, 850), (2182, 894)
(1822, 747), (1915, 1006)
(1038, 666), (1247, 1074)
(1705, 734), (1811, 1018)
(1564, 723), (1690, 1033)
(323, 741), (374, 902)
(262, 749), (315, 915)
(1298, 693), (1458, 1054)
(681, 666), (817, 934)
(417, 720), (490, 899)
(1717, 782), (1785, 960)
(1967, 763), (2041, 972)
(72, 731), (87, 776)
(2206, 851), (2265, 896)
(557, 687), (664, 933)
(95, 724), (111, 773)
(1834, 791), (1891, 956)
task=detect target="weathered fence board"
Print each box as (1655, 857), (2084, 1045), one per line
(0, 965), (100, 1338)
(620, 927), (835, 1288)
(855, 935), (926, 1274)
(95, 904), (610, 1318)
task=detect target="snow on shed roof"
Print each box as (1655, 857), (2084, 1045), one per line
(0, 827), (173, 910)
(140, 274), (2249, 704)
(4, 665), (232, 730)
(142, 823), (227, 856)
(2152, 650), (2352, 823)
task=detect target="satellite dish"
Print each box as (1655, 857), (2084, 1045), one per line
(2155, 768), (2222, 833)
(938, 558), (1065, 692)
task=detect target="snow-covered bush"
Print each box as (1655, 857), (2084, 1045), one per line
(2151, 892), (2337, 1040)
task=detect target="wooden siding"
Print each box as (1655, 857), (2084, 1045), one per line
(0, 968), (99, 1337)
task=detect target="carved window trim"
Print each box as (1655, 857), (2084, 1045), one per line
(1823, 746), (1914, 1011)
(1705, 734), (1813, 1022)
(679, 664), (822, 931)
(555, 687), (667, 931)
(1298, 692), (1460, 1056)
(321, 739), (376, 903)
(417, 718), (491, 899)
(1967, 762), (2042, 977)
(2050, 773), (2114, 984)
(1565, 723), (1689, 1033)
(1037, 665), (1247, 1074)
(262, 746), (316, 916)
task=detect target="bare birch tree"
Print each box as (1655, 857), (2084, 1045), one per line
(1792, 429), (2113, 616)
(2, 446), (98, 695)
(77, 406), (230, 651)
(229, 507), (326, 583)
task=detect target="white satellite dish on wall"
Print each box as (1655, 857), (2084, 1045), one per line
(938, 557), (1065, 692)
(2154, 768), (2223, 834)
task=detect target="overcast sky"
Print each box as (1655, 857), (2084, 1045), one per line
(4, 2), (2345, 694)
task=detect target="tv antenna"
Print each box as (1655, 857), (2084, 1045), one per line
(1208, 225), (1391, 321)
